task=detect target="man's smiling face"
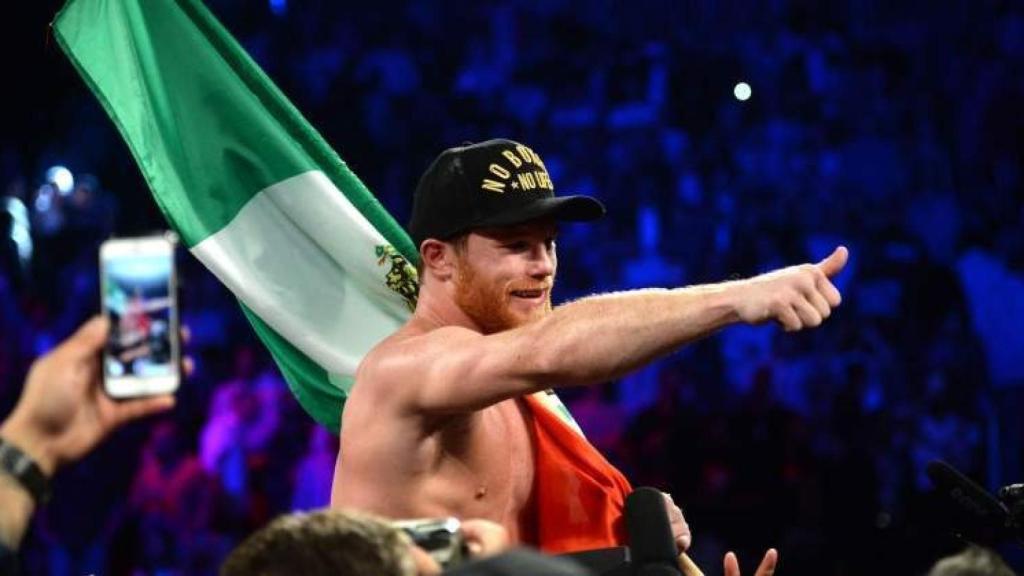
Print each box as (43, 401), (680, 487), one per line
(452, 220), (558, 334)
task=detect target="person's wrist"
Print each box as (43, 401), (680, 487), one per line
(0, 471), (36, 549)
(0, 417), (57, 478)
(697, 280), (745, 325)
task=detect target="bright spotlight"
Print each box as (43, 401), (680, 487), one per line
(733, 82), (752, 101)
(46, 165), (74, 196)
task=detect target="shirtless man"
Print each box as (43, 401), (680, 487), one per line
(332, 139), (846, 554)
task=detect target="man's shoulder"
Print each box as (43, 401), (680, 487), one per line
(357, 320), (481, 383)
(366, 320), (480, 361)
(348, 321), (487, 420)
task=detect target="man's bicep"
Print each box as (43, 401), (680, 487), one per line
(405, 329), (543, 414)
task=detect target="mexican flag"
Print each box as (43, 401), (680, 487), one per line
(53, 0), (581, 434)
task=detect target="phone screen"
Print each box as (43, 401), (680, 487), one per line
(101, 239), (177, 394)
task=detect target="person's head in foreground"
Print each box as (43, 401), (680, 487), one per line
(408, 139), (605, 334)
(219, 508), (590, 576)
(927, 545), (1017, 576)
(221, 509), (428, 576)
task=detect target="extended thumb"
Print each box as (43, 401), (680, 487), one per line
(817, 246), (849, 277)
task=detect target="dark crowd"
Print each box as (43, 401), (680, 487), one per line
(2, 0), (1023, 574)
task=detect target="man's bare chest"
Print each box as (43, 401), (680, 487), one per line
(432, 399), (536, 503)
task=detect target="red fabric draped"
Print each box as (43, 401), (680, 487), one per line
(523, 393), (633, 554)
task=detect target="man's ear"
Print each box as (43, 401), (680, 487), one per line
(421, 240), (455, 281)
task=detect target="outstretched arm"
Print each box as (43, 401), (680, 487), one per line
(383, 247), (847, 414)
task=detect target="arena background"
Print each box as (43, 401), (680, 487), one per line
(2, 1), (1023, 574)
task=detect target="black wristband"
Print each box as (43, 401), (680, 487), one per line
(0, 437), (51, 505)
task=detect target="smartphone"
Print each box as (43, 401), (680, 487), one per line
(99, 234), (180, 398)
(392, 517), (467, 568)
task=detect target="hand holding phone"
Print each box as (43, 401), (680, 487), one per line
(0, 316), (176, 479)
(99, 234), (180, 398)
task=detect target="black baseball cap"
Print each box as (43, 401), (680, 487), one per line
(408, 139), (605, 248)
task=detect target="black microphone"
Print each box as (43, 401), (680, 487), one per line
(625, 487), (682, 576)
(926, 460), (1013, 546)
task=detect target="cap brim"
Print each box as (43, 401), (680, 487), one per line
(474, 195), (606, 229)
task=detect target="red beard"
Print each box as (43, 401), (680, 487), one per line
(453, 256), (552, 334)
